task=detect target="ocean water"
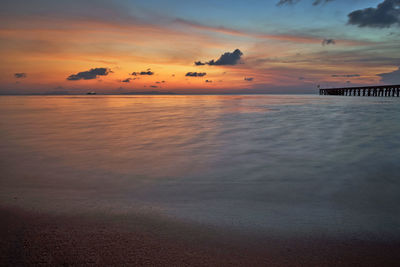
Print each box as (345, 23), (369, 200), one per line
(1, 95), (400, 238)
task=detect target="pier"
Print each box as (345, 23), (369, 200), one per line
(319, 84), (400, 97)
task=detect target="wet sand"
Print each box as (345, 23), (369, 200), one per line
(1, 206), (399, 266)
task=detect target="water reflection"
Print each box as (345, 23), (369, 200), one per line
(1, 95), (400, 238)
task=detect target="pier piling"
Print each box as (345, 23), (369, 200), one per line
(320, 85), (400, 97)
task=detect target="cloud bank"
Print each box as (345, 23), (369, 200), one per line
(132, 69), (154, 76)
(67, 68), (111, 81)
(186, 72), (207, 77)
(195, 49), (243, 66)
(378, 67), (400, 83)
(14, 73), (27, 78)
(348, 0), (400, 28)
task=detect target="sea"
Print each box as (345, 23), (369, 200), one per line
(1, 95), (400, 239)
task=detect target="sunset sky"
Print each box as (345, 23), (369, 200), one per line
(1, 0), (399, 94)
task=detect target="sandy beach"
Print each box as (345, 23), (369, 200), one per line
(1, 206), (399, 266)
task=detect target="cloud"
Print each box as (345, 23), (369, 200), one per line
(14, 73), (27, 78)
(121, 78), (132, 83)
(277, 0), (334, 6)
(176, 18), (370, 46)
(67, 68), (111, 81)
(277, 0), (300, 5)
(322, 39), (336, 46)
(195, 49), (243, 66)
(378, 67), (400, 83)
(205, 80), (212, 83)
(331, 74), (360, 77)
(348, 0), (400, 28)
(132, 69), (154, 76)
(244, 77), (254, 81)
(186, 72), (207, 77)
(312, 0), (334, 5)
(150, 85), (158, 88)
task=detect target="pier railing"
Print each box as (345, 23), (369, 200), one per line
(319, 85), (400, 97)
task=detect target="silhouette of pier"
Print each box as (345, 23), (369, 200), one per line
(319, 85), (400, 97)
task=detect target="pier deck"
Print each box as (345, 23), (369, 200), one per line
(320, 85), (400, 97)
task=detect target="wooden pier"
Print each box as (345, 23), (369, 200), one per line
(319, 84), (400, 97)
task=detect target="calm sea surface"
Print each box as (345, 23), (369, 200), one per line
(1, 95), (400, 238)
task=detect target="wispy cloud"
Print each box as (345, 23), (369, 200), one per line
(277, 0), (335, 6)
(175, 18), (372, 46)
(331, 74), (360, 77)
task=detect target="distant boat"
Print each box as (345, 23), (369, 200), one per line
(86, 92), (96, 95)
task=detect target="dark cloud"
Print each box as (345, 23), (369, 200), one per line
(244, 77), (254, 81)
(277, 0), (300, 5)
(67, 68), (111, 81)
(186, 72), (207, 77)
(150, 85), (158, 88)
(195, 49), (243, 66)
(312, 0), (334, 5)
(298, 76), (305, 80)
(348, 0), (400, 28)
(322, 39), (336, 46)
(277, 0), (334, 6)
(121, 78), (132, 83)
(331, 74), (360, 77)
(378, 67), (400, 83)
(132, 69), (154, 76)
(14, 73), (27, 78)
(205, 80), (212, 83)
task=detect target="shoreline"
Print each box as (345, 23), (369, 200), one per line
(1, 206), (399, 266)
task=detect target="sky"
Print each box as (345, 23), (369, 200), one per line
(1, 0), (399, 94)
